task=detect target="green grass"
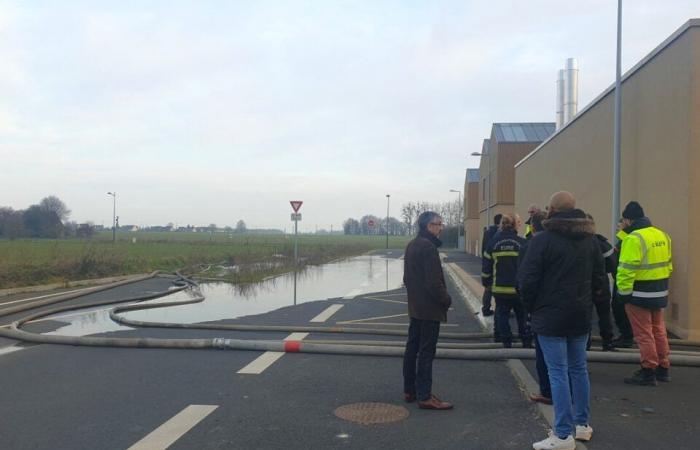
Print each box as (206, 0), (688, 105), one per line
(0, 232), (411, 289)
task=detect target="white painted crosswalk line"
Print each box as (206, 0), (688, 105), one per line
(127, 405), (218, 450)
(237, 332), (309, 374)
(310, 304), (343, 323)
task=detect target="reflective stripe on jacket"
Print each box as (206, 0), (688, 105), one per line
(482, 229), (525, 296)
(616, 224), (672, 309)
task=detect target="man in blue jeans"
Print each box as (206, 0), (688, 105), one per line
(518, 192), (609, 450)
(402, 211), (453, 410)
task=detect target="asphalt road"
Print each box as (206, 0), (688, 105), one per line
(0, 252), (548, 450)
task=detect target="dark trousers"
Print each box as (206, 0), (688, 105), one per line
(595, 296), (614, 342)
(534, 333), (551, 397)
(494, 296), (531, 347)
(482, 287), (493, 311)
(403, 317), (441, 401)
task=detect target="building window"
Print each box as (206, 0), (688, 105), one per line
(482, 179), (486, 202)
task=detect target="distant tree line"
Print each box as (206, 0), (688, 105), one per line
(342, 215), (407, 236)
(0, 196), (96, 239)
(343, 199), (462, 236)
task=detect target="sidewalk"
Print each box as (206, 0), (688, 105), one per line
(443, 249), (700, 450)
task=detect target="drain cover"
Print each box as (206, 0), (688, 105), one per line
(334, 402), (409, 425)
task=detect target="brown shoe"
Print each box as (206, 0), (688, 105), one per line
(418, 395), (453, 410)
(529, 393), (552, 405)
(404, 393), (416, 403)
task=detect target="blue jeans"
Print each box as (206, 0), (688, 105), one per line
(403, 318), (440, 401)
(537, 334), (590, 438)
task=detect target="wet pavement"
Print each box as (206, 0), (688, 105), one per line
(0, 249), (552, 450)
(444, 249), (700, 450)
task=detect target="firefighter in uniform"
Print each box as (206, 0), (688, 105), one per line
(524, 204), (541, 240)
(616, 202), (673, 386)
(482, 213), (532, 348)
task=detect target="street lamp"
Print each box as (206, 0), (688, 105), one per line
(612, 0), (623, 240)
(471, 151), (491, 226)
(450, 189), (462, 250)
(107, 192), (116, 243)
(385, 194), (390, 250)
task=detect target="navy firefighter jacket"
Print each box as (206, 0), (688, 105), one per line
(481, 229), (526, 297)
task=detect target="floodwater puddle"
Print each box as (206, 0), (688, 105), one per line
(43, 254), (404, 337)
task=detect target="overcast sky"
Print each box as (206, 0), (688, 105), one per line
(2, 1), (698, 231)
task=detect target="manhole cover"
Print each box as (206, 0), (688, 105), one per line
(334, 402), (409, 425)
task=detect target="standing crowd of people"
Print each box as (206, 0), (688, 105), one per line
(401, 191), (673, 450)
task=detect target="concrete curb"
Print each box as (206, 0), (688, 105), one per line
(444, 261), (589, 450)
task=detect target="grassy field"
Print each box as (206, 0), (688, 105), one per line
(0, 232), (412, 289)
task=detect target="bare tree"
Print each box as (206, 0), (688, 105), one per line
(39, 196), (71, 222)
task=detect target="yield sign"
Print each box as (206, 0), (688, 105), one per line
(290, 200), (303, 213)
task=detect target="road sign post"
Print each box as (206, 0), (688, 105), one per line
(290, 201), (303, 304)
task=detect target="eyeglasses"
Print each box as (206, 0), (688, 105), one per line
(429, 222), (444, 227)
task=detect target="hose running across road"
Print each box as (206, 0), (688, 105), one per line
(2, 274), (700, 367)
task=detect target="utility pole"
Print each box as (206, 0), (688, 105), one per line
(612, 0), (623, 239)
(107, 192), (116, 243)
(385, 194), (391, 250)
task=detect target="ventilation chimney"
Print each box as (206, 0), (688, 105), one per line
(563, 58), (579, 123)
(556, 69), (565, 130)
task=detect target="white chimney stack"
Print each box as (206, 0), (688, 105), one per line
(556, 69), (565, 130)
(556, 58), (579, 129)
(564, 58), (579, 122)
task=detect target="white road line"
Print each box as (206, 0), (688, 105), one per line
(0, 346), (21, 356)
(342, 289), (362, 299)
(127, 404), (218, 450)
(237, 333), (309, 375)
(337, 313), (407, 324)
(310, 304), (344, 323)
(0, 287), (92, 307)
(237, 351), (286, 374)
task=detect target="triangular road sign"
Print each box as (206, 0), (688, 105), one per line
(290, 200), (303, 212)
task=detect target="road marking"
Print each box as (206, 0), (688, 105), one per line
(127, 404), (218, 450)
(237, 333), (309, 375)
(0, 287), (92, 307)
(337, 313), (407, 324)
(337, 322), (459, 327)
(0, 346), (21, 356)
(342, 289), (362, 299)
(310, 304), (344, 323)
(360, 296), (406, 305)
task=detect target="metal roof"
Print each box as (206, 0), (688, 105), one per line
(493, 123), (556, 143)
(466, 168), (480, 183)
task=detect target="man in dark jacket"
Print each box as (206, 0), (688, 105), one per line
(481, 214), (502, 317)
(402, 211), (453, 410)
(518, 192), (609, 449)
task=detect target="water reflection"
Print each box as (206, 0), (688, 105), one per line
(46, 254), (404, 336)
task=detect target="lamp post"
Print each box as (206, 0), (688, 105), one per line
(612, 0), (623, 240)
(471, 151), (491, 227)
(450, 189), (462, 250)
(107, 192), (116, 243)
(385, 194), (390, 250)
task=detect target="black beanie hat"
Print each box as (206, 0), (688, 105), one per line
(622, 201), (644, 220)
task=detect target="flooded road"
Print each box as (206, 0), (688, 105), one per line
(45, 253), (404, 336)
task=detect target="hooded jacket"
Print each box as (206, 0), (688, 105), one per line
(403, 230), (452, 322)
(517, 209), (609, 337)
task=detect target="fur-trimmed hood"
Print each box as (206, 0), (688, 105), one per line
(542, 209), (595, 240)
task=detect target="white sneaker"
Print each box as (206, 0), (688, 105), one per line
(575, 424), (593, 441)
(532, 431), (576, 450)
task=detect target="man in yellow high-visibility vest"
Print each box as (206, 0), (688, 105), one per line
(616, 201), (673, 386)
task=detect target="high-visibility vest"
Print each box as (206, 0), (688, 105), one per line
(616, 226), (672, 306)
